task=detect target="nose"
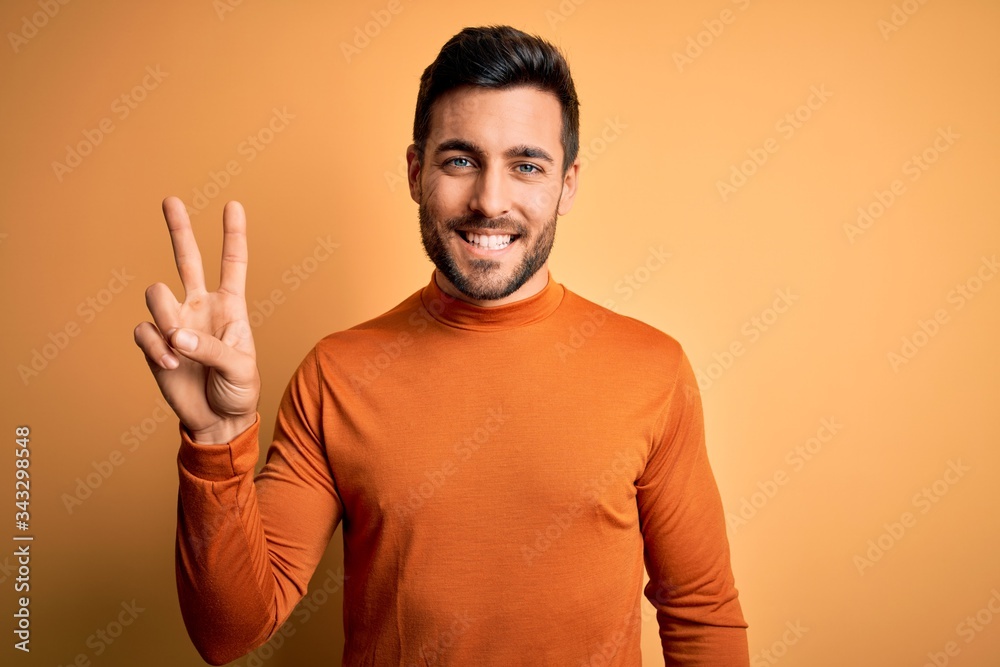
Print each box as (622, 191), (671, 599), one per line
(468, 164), (511, 219)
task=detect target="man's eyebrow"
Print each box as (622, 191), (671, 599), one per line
(505, 144), (555, 164)
(433, 139), (555, 165)
(434, 139), (483, 156)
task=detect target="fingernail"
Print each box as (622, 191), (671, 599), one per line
(160, 353), (179, 369)
(174, 330), (198, 352)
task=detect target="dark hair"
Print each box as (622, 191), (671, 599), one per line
(413, 25), (580, 174)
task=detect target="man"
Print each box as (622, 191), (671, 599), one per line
(134, 25), (749, 666)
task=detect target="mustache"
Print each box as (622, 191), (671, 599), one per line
(444, 213), (528, 236)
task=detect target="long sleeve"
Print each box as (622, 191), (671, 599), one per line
(174, 346), (343, 666)
(636, 348), (749, 666)
(171, 275), (750, 664)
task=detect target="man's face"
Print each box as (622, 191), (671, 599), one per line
(407, 85), (579, 305)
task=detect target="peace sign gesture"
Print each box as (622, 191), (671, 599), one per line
(133, 197), (260, 444)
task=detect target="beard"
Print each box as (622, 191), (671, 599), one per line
(419, 203), (558, 302)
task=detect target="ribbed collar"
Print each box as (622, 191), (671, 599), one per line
(419, 270), (565, 331)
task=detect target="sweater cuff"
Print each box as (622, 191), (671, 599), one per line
(177, 414), (261, 481)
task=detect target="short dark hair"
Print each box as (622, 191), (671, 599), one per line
(413, 25), (580, 174)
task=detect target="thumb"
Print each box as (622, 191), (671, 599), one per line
(169, 328), (245, 375)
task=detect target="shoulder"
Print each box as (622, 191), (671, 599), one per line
(557, 285), (689, 372)
(561, 286), (684, 350)
(307, 285), (426, 361)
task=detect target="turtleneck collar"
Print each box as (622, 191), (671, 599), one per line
(419, 270), (565, 331)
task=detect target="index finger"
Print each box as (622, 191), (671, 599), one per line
(162, 196), (206, 296)
(219, 200), (248, 297)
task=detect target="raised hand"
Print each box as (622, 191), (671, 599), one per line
(133, 197), (260, 444)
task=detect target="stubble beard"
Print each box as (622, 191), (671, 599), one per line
(419, 202), (558, 302)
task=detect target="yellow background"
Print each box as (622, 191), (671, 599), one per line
(2, 0), (999, 665)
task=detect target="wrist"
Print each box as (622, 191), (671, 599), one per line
(190, 414), (257, 445)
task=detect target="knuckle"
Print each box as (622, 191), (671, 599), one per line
(145, 283), (165, 305)
(202, 337), (224, 364)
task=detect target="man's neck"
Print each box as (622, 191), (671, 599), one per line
(432, 266), (550, 308)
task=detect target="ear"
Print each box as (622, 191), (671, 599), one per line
(556, 157), (580, 216)
(406, 144), (422, 204)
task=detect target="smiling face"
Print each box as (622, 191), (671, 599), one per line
(407, 85), (579, 306)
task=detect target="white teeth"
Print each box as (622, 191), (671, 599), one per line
(464, 232), (512, 250)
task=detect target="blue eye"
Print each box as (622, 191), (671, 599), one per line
(518, 164), (540, 174)
(448, 157), (471, 168)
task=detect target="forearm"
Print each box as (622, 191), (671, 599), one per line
(173, 347), (344, 665)
(174, 416), (281, 666)
(640, 348), (750, 666)
(657, 616), (749, 666)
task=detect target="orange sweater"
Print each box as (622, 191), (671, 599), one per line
(175, 271), (748, 666)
